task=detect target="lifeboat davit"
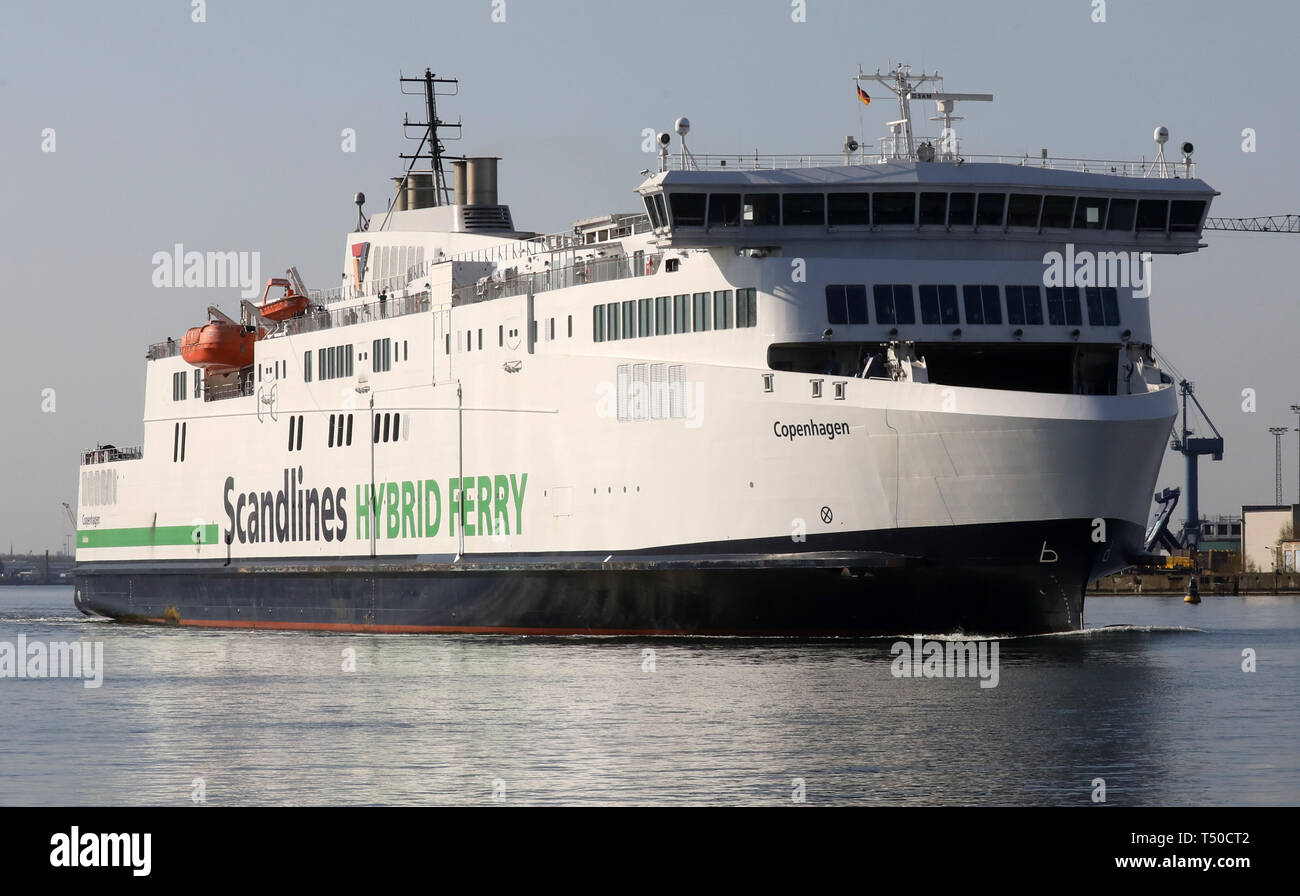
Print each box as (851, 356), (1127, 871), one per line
(258, 277), (310, 322)
(181, 321), (260, 372)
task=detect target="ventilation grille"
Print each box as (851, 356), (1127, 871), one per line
(461, 205), (514, 231)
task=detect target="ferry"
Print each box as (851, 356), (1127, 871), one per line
(73, 65), (1215, 634)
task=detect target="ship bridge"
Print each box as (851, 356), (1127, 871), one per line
(637, 160), (1215, 253)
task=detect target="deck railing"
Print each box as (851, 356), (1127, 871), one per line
(451, 252), (663, 306)
(668, 151), (1197, 179)
(81, 445), (143, 464)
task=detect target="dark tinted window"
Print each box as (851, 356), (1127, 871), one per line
(873, 192), (915, 226)
(1135, 199), (1168, 232)
(1006, 285), (1044, 326)
(919, 192), (948, 226)
(976, 193), (1006, 227)
(783, 193), (825, 226)
(962, 285), (1001, 325)
(708, 193), (741, 227)
(743, 194), (780, 226)
(1041, 195), (1075, 228)
(668, 193), (706, 226)
(1106, 197), (1137, 231)
(1046, 287), (1083, 326)
(827, 193), (870, 226)
(919, 284), (960, 325)
(948, 192), (975, 226)
(1075, 196), (1107, 229)
(1169, 199), (1206, 232)
(1007, 194), (1042, 227)
(653, 194), (667, 229)
(825, 285), (868, 325)
(1086, 287), (1121, 326)
(644, 195), (661, 229)
(873, 284), (915, 325)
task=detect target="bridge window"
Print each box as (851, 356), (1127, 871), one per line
(668, 193), (706, 227)
(1085, 287), (1121, 326)
(1169, 199), (1206, 232)
(673, 294), (690, 333)
(1106, 198), (1137, 231)
(736, 288), (757, 328)
(1041, 195), (1075, 228)
(708, 193), (741, 227)
(783, 193), (825, 226)
(1075, 196), (1107, 229)
(1045, 287), (1083, 326)
(919, 285), (960, 325)
(1007, 194), (1042, 228)
(976, 193), (1006, 227)
(918, 192), (947, 226)
(1005, 285), (1044, 326)
(948, 192), (975, 226)
(653, 194), (668, 229)
(825, 285), (868, 326)
(828, 192), (870, 226)
(873, 192), (915, 226)
(692, 292), (711, 331)
(873, 285), (915, 325)
(743, 194), (780, 226)
(713, 290), (733, 329)
(962, 285), (1002, 325)
(1136, 199), (1168, 232)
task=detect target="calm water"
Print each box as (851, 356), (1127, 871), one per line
(0, 585), (1296, 805)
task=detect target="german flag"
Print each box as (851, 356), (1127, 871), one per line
(857, 86), (871, 106)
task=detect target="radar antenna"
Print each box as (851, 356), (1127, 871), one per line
(388, 69), (463, 217)
(857, 64), (991, 160)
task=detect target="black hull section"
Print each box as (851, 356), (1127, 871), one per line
(73, 519), (1142, 636)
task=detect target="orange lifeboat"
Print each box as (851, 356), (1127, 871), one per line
(181, 321), (261, 372)
(258, 277), (310, 322)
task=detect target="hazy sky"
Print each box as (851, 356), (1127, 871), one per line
(2, 0), (1298, 552)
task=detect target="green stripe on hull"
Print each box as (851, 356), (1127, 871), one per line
(78, 525), (219, 548)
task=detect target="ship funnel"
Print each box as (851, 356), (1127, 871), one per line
(392, 177), (409, 212)
(406, 172), (437, 210)
(452, 159), (468, 206)
(465, 156), (500, 206)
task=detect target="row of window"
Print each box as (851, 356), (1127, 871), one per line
(172, 370), (200, 401)
(825, 283), (1122, 329)
(327, 414), (354, 448)
(173, 421), (188, 462)
(373, 412), (409, 444)
(593, 289), (758, 343)
(651, 191), (1207, 234)
(286, 415), (305, 452)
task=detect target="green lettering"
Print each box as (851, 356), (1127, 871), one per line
(510, 473), (528, 535)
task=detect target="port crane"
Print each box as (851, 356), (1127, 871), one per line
(1142, 213), (1297, 556)
(1204, 215), (1300, 232)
